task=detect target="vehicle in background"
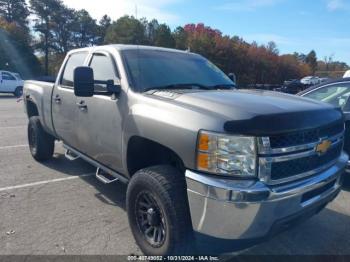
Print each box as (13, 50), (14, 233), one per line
(13, 73), (22, 80)
(301, 76), (321, 86)
(299, 77), (350, 173)
(344, 70), (350, 78)
(278, 79), (305, 94)
(23, 45), (348, 255)
(0, 71), (24, 97)
(320, 77), (331, 83)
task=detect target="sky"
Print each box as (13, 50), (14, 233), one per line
(61, 0), (350, 64)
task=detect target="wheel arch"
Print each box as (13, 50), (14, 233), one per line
(126, 136), (186, 177)
(26, 99), (39, 118)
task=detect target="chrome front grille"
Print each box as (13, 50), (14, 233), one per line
(258, 124), (344, 185)
(270, 142), (342, 180)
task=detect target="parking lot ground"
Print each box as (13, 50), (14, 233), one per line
(0, 94), (350, 255)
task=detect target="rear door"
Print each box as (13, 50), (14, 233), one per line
(1, 72), (17, 92)
(76, 52), (124, 172)
(52, 51), (88, 149)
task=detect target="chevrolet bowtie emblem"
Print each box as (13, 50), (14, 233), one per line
(316, 140), (332, 154)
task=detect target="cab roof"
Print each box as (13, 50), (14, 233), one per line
(68, 44), (191, 55)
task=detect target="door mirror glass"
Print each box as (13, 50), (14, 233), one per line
(73, 66), (94, 97)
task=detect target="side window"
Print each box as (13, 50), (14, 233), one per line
(2, 72), (16, 81)
(304, 83), (350, 108)
(89, 54), (117, 91)
(61, 52), (87, 88)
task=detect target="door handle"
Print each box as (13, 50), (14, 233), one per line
(76, 101), (88, 111)
(54, 95), (61, 104)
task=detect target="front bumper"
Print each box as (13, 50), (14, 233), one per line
(186, 152), (348, 240)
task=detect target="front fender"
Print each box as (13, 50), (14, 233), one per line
(123, 97), (226, 171)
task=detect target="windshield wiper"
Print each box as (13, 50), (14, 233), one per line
(208, 84), (236, 89)
(143, 83), (211, 92)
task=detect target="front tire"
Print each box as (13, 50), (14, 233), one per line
(28, 116), (55, 161)
(126, 165), (194, 255)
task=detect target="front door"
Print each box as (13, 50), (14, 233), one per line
(76, 52), (124, 172)
(52, 52), (88, 149)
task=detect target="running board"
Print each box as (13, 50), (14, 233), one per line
(62, 144), (129, 184)
(95, 168), (119, 184)
(65, 149), (80, 161)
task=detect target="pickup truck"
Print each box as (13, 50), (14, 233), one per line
(23, 45), (348, 255)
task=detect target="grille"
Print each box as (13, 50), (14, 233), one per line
(269, 122), (344, 148)
(270, 143), (342, 180)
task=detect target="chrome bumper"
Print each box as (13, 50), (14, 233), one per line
(186, 152), (348, 240)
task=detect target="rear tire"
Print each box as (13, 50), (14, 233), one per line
(14, 86), (23, 98)
(126, 165), (194, 255)
(28, 116), (55, 161)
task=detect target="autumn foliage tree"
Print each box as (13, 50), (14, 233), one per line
(177, 23), (312, 86)
(1, 1), (349, 81)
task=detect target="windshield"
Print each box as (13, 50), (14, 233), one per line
(122, 49), (234, 92)
(14, 73), (22, 80)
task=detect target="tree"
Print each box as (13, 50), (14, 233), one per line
(30, 0), (62, 75)
(184, 23), (221, 60)
(306, 50), (317, 74)
(143, 19), (159, 45)
(51, 5), (76, 53)
(173, 26), (187, 50)
(73, 9), (99, 47)
(293, 52), (307, 63)
(0, 0), (29, 29)
(266, 41), (279, 55)
(154, 24), (174, 48)
(0, 17), (41, 78)
(98, 14), (111, 44)
(104, 15), (146, 44)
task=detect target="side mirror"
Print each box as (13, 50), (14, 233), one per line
(73, 66), (94, 97)
(106, 80), (121, 95)
(228, 72), (236, 83)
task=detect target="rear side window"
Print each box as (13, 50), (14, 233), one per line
(89, 54), (117, 91)
(2, 72), (16, 81)
(61, 52), (87, 87)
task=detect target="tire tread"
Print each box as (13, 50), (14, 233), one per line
(127, 165), (194, 255)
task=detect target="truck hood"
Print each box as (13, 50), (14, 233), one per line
(158, 89), (343, 136)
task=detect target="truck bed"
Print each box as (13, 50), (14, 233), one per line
(23, 80), (56, 136)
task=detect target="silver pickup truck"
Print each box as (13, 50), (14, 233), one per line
(23, 45), (348, 255)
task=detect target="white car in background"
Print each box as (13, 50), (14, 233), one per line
(0, 71), (24, 97)
(344, 70), (350, 78)
(301, 76), (320, 86)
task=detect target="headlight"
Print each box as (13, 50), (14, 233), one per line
(196, 131), (257, 177)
